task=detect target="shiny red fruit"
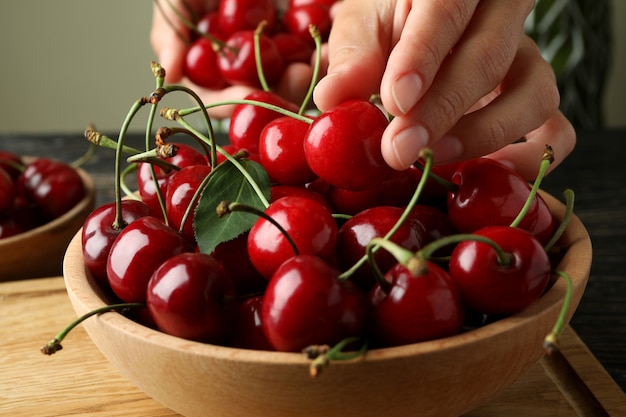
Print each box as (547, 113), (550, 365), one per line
(184, 37), (228, 89)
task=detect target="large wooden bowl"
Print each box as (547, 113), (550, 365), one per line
(63, 190), (592, 417)
(0, 165), (95, 281)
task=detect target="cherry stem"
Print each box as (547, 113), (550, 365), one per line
(366, 237), (423, 294)
(154, 0), (191, 47)
(418, 233), (513, 268)
(254, 21), (271, 92)
(177, 99), (313, 125)
(298, 24), (322, 115)
(156, 126), (213, 165)
(510, 145), (554, 229)
(84, 128), (143, 155)
(544, 188), (575, 253)
(165, 111), (270, 208)
(338, 148), (434, 282)
(120, 163), (141, 200)
(543, 270), (573, 355)
(40, 303), (145, 355)
(307, 337), (367, 378)
(216, 200), (300, 256)
(413, 161), (458, 193)
(70, 141), (97, 169)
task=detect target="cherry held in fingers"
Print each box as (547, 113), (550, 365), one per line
(304, 99), (393, 191)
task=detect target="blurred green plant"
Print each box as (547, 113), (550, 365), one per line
(525, 0), (613, 129)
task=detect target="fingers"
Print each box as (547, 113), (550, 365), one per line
(485, 111), (576, 181)
(381, 0), (537, 170)
(312, 0), (392, 111)
(150, 0), (213, 83)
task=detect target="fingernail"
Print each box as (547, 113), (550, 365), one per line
(392, 72), (422, 114)
(392, 124), (429, 169)
(430, 135), (464, 163)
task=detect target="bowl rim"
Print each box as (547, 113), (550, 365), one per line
(63, 189), (592, 365)
(0, 161), (95, 246)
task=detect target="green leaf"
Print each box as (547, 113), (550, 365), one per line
(194, 159), (271, 254)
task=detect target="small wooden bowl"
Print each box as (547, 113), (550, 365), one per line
(0, 165), (95, 281)
(63, 190), (592, 417)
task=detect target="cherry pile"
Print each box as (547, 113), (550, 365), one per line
(0, 152), (86, 239)
(71, 61), (573, 361)
(175, 0), (337, 89)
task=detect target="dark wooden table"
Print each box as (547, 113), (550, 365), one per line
(1, 129), (624, 393)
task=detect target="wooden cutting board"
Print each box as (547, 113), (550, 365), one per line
(1, 277), (625, 416)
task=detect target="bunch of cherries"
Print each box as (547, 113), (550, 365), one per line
(172, 0), (337, 89)
(71, 62), (572, 365)
(0, 152), (85, 239)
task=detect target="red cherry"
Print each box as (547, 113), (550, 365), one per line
(271, 32), (314, 64)
(368, 260), (465, 347)
(283, 4), (332, 44)
(0, 151), (23, 181)
(230, 295), (274, 350)
(228, 90), (299, 154)
(81, 199), (153, 286)
(304, 99), (393, 191)
(217, 30), (284, 88)
(0, 168), (15, 215)
(270, 184), (333, 212)
(195, 11), (223, 39)
(448, 226), (552, 316)
(261, 255), (366, 352)
(137, 143), (208, 216)
(147, 252), (238, 343)
(106, 216), (194, 303)
(184, 37), (228, 89)
(17, 158), (85, 221)
(211, 231), (267, 295)
(447, 158), (555, 245)
(165, 164), (212, 244)
(258, 116), (317, 185)
(0, 215), (23, 239)
(247, 195), (338, 279)
(217, 0), (277, 37)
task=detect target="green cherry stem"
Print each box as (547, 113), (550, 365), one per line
(543, 270), (574, 354)
(216, 200), (300, 256)
(40, 303), (145, 355)
(254, 21), (271, 92)
(84, 128), (143, 155)
(417, 232), (514, 268)
(298, 24), (322, 116)
(338, 148), (434, 282)
(544, 188), (575, 253)
(365, 237), (421, 294)
(120, 163), (141, 200)
(509, 145), (554, 229)
(178, 99), (313, 125)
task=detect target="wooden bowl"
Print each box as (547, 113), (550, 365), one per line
(63, 190), (592, 417)
(0, 165), (95, 281)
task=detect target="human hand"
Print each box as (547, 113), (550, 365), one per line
(150, 0), (323, 118)
(313, 0), (575, 180)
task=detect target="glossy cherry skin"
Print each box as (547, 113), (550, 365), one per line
(448, 226), (552, 316)
(228, 90), (299, 154)
(271, 32), (314, 64)
(367, 260), (465, 348)
(217, 30), (284, 88)
(447, 158), (555, 245)
(304, 99), (393, 191)
(283, 4), (332, 44)
(0, 168), (15, 215)
(248, 195), (338, 279)
(258, 116), (317, 185)
(337, 204), (452, 292)
(217, 0), (277, 37)
(17, 158), (85, 221)
(262, 254), (366, 352)
(137, 143), (208, 217)
(165, 164), (212, 244)
(106, 216), (194, 303)
(230, 295), (274, 350)
(270, 184), (333, 212)
(81, 199), (153, 286)
(147, 252), (238, 344)
(184, 37), (228, 89)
